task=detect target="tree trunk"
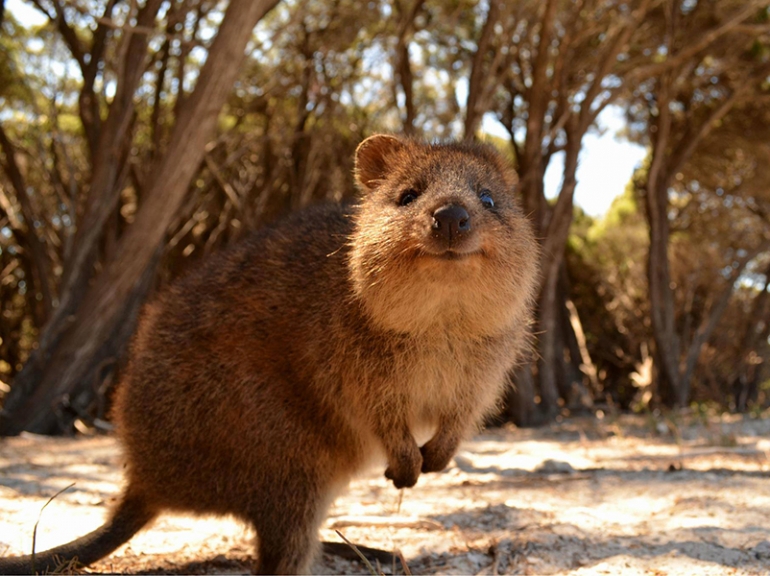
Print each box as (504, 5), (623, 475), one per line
(536, 126), (581, 417)
(735, 261), (770, 412)
(646, 171), (683, 406)
(641, 69), (683, 406)
(507, 363), (539, 427)
(537, 272), (563, 418)
(10, 0), (167, 407)
(0, 0), (281, 436)
(636, 0), (763, 407)
(54, 249), (162, 430)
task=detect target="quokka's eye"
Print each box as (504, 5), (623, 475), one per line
(479, 189), (495, 210)
(399, 189), (419, 207)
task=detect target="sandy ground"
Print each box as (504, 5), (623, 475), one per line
(1, 413), (769, 575)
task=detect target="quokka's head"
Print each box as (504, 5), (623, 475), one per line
(348, 134), (540, 337)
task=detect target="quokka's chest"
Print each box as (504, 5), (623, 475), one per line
(397, 338), (505, 402)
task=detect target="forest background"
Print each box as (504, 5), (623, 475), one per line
(0, 0), (769, 435)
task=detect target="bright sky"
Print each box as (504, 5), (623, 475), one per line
(7, 0), (44, 25)
(482, 107), (647, 216)
(8, 0), (646, 217)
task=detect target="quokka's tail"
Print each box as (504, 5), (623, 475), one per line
(0, 492), (155, 574)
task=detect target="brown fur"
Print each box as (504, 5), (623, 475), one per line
(0, 135), (539, 574)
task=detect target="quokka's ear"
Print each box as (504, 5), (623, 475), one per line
(354, 134), (405, 190)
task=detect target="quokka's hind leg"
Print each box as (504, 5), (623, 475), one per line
(250, 480), (334, 575)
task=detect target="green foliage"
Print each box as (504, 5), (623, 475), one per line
(0, 14), (32, 106)
(566, 182), (651, 408)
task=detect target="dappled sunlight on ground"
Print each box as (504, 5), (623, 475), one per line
(1, 414), (768, 574)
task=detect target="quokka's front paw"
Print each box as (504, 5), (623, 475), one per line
(384, 444), (423, 489)
(420, 433), (460, 473)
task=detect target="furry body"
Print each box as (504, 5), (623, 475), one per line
(0, 135), (538, 574)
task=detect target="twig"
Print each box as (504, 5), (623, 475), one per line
(334, 530), (378, 576)
(399, 548), (412, 576)
(31, 483), (76, 574)
(329, 515), (443, 531)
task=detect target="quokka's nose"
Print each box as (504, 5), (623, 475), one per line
(432, 204), (471, 244)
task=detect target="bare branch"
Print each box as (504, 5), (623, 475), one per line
(47, 0), (87, 70)
(463, 0), (501, 140)
(668, 84), (752, 178)
(681, 239), (770, 385)
(204, 153), (242, 210)
(393, 0), (425, 135)
(0, 124), (54, 319)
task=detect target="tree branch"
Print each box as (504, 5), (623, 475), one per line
(463, 0), (501, 140)
(47, 0), (87, 70)
(0, 124), (54, 320)
(681, 239), (770, 386)
(628, 0), (765, 82)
